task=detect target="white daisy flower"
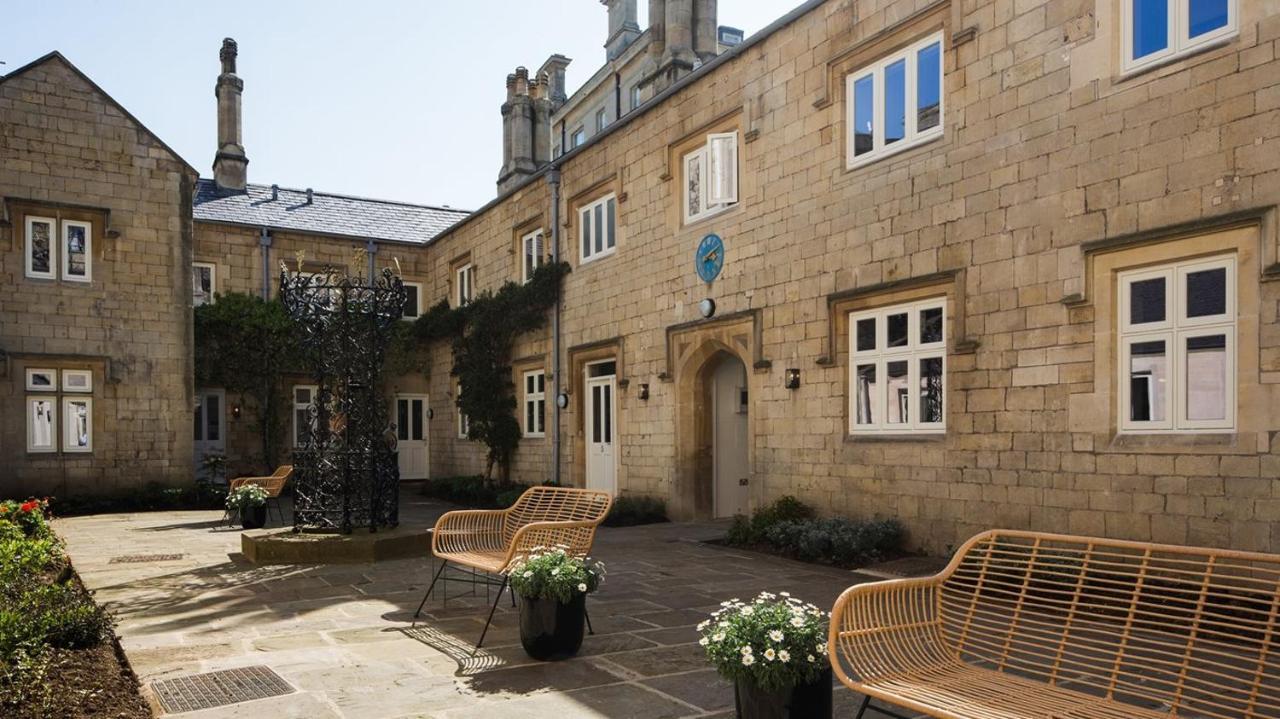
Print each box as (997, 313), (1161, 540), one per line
(697, 620), (710, 631)
(742, 654), (755, 666)
(807, 654), (816, 663)
(712, 632), (725, 642)
(699, 637), (709, 646)
(523, 571), (533, 578)
(769, 630), (784, 642)
(577, 583), (588, 592)
(764, 648), (776, 661)
(790, 616), (805, 628)
(741, 606), (754, 616)
(740, 645), (753, 656)
(780, 591), (791, 597)
(551, 568), (560, 575)
(779, 650), (790, 662)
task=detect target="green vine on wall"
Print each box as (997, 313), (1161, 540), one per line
(405, 261), (571, 481)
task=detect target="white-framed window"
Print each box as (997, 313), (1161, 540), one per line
(578, 194), (617, 264)
(571, 126), (586, 148)
(455, 263), (474, 307)
(24, 216), (57, 280)
(62, 220), (91, 282)
(401, 281), (423, 320)
(521, 229), (545, 284)
(27, 397), (57, 453)
(846, 31), (944, 169)
(61, 369), (92, 393)
(1123, 0), (1237, 73)
(193, 262), (217, 307)
(849, 299), (946, 434)
(1118, 255), (1235, 433)
(293, 385), (319, 447)
(523, 370), (547, 437)
(629, 85), (641, 112)
(25, 368), (56, 392)
(683, 132), (740, 224)
(63, 397), (92, 452)
(457, 383), (470, 439)
(595, 107), (609, 132)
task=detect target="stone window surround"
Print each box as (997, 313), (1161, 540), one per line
(448, 253), (474, 307)
(510, 213), (546, 284)
(193, 261), (218, 307)
(13, 356), (103, 457)
(843, 29), (946, 170)
(522, 368), (547, 438)
(1071, 221), (1269, 455)
(665, 110), (745, 231)
(848, 297), (948, 435)
(400, 280), (423, 319)
(6, 200), (108, 285)
(566, 175), (623, 268)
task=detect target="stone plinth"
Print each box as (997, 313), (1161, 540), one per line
(241, 526), (431, 564)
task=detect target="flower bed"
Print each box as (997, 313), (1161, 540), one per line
(723, 496), (905, 569)
(0, 499), (149, 717)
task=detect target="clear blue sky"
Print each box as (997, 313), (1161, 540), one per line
(5, 1), (792, 211)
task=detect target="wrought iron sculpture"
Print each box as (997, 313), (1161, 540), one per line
(280, 264), (406, 533)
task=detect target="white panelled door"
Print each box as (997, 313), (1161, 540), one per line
(193, 388), (226, 481)
(395, 394), (429, 480)
(584, 367), (617, 495)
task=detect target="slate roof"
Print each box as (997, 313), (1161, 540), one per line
(193, 180), (470, 245)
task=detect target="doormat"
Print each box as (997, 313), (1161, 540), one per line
(109, 553), (184, 564)
(150, 665), (293, 713)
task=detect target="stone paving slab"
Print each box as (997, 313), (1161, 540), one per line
(56, 491), (914, 718)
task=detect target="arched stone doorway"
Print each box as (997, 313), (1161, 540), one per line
(672, 340), (752, 521)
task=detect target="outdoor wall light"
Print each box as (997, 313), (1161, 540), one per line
(231, 404), (242, 420)
(426, 408), (434, 420)
(785, 368), (801, 390)
(638, 383), (650, 400)
(557, 392), (570, 409)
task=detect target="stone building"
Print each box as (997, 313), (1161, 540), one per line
(431, 0), (1280, 555)
(189, 40), (468, 480)
(4, 0), (1280, 557)
(0, 53), (199, 497)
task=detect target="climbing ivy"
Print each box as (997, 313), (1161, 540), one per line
(410, 261), (571, 481)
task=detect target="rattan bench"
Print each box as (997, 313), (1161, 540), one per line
(830, 530), (1280, 719)
(412, 485), (613, 648)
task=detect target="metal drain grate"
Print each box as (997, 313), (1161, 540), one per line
(150, 665), (293, 713)
(109, 553), (184, 564)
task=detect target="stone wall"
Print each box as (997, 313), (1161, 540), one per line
(424, 0), (1280, 554)
(0, 55), (197, 496)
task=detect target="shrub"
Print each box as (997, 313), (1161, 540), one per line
(697, 591), (829, 693)
(419, 475), (534, 509)
(507, 547), (604, 604)
(761, 517), (904, 567)
(0, 499), (52, 539)
(725, 495), (814, 545)
(603, 495), (668, 527)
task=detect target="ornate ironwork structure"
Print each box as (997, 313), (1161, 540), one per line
(280, 264), (406, 533)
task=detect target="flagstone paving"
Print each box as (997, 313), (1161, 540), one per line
(57, 491), (915, 718)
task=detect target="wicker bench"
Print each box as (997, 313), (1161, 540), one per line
(413, 485), (613, 648)
(830, 530), (1280, 719)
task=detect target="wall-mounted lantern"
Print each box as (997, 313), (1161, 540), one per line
(784, 368), (801, 390)
(638, 383), (650, 401)
(231, 404), (242, 420)
(557, 392), (570, 409)
(426, 408), (434, 420)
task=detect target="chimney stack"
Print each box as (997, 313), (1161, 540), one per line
(646, 0), (717, 93)
(603, 0), (641, 60)
(213, 38), (248, 191)
(538, 54), (571, 108)
(498, 67), (552, 193)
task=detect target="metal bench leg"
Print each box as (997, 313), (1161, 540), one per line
(854, 694), (871, 719)
(584, 601), (594, 635)
(411, 559), (449, 626)
(855, 695), (917, 719)
(473, 575), (508, 654)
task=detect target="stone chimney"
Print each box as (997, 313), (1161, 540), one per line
(603, 0), (641, 61)
(212, 38), (248, 192)
(498, 67), (553, 193)
(645, 0), (717, 94)
(538, 54), (572, 108)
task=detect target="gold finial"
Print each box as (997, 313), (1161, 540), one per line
(294, 250), (305, 273)
(393, 257), (402, 275)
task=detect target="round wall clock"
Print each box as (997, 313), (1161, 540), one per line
(696, 233), (724, 283)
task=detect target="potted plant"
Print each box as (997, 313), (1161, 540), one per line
(226, 484), (269, 529)
(507, 547), (605, 661)
(697, 591), (832, 719)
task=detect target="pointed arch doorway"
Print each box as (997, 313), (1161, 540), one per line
(673, 338), (754, 520)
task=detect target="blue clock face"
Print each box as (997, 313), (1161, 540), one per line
(696, 234), (724, 283)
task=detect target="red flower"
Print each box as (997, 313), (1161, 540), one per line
(20, 501), (37, 513)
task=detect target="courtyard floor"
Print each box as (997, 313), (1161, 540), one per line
(56, 491), (912, 718)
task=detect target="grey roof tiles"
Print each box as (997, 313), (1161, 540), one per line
(193, 179), (470, 245)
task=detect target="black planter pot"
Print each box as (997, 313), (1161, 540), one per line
(518, 593), (586, 661)
(240, 504), (267, 530)
(734, 668), (833, 719)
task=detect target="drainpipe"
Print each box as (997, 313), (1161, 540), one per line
(258, 227), (272, 299)
(614, 72), (622, 119)
(548, 168), (563, 485)
(365, 238), (377, 280)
